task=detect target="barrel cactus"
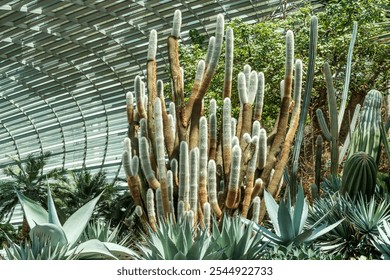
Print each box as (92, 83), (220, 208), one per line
(340, 151), (377, 200)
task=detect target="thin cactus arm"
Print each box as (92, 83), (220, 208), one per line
(316, 109), (332, 142)
(261, 30), (294, 190)
(223, 27), (234, 99)
(338, 21), (358, 131)
(339, 104), (361, 163)
(291, 16), (318, 192)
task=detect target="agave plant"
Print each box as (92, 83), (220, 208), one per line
(136, 214), (223, 260)
(210, 215), (268, 260)
(372, 220), (390, 260)
(245, 186), (343, 246)
(2, 187), (135, 260)
(260, 243), (340, 260)
(308, 192), (385, 259)
(347, 194), (390, 236)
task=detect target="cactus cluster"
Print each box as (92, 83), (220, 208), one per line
(121, 10), (313, 230)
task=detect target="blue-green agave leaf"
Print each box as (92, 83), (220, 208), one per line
(306, 219), (344, 242)
(63, 192), (103, 248)
(15, 189), (48, 228)
(103, 242), (138, 260)
(264, 190), (280, 235)
(278, 199), (295, 243)
(70, 239), (117, 260)
(292, 186), (308, 235)
(29, 223), (68, 248)
(46, 185), (61, 228)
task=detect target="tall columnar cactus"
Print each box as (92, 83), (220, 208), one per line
(223, 27), (234, 99)
(340, 151), (377, 200)
(225, 145), (241, 209)
(122, 11), (326, 230)
(348, 89), (383, 161)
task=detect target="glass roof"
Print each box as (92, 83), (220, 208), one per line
(0, 0), (320, 182)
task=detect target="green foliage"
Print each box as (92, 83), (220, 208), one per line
(2, 187), (135, 260)
(0, 152), (67, 222)
(177, 0), (388, 130)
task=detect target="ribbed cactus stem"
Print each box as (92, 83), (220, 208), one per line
(209, 113), (217, 160)
(244, 64), (251, 89)
(179, 141), (190, 210)
(252, 121), (261, 138)
(205, 37), (215, 70)
(139, 137), (160, 189)
(198, 117), (208, 209)
(251, 178), (264, 200)
(171, 10), (181, 38)
(223, 27), (234, 99)
(167, 170), (174, 203)
(154, 98), (170, 217)
(203, 202), (211, 230)
(339, 104), (361, 163)
(257, 128), (267, 170)
(146, 188), (157, 232)
(185, 60), (205, 123)
(156, 188), (163, 219)
(170, 158), (179, 188)
(189, 15), (224, 149)
(291, 16), (318, 194)
(231, 118), (237, 139)
(156, 80), (174, 158)
(251, 196), (261, 223)
(225, 145), (241, 209)
(341, 152), (377, 200)
(168, 11), (185, 150)
(208, 159), (222, 217)
(177, 200), (185, 224)
(135, 76), (147, 119)
(242, 135), (259, 218)
(126, 91), (134, 124)
(236, 72), (246, 138)
(222, 98), (232, 184)
(248, 71), (258, 104)
(253, 72), (264, 122)
(315, 134), (323, 189)
(189, 148), (199, 220)
(338, 22), (358, 131)
(266, 58), (301, 203)
(349, 90), (383, 161)
(261, 30), (294, 195)
(324, 62), (339, 176)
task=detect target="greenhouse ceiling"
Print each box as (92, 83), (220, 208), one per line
(0, 0), (322, 181)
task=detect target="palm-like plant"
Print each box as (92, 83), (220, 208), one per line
(0, 152), (66, 223)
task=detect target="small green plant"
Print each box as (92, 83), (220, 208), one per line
(372, 220), (390, 260)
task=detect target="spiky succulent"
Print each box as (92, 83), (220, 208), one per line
(245, 186), (342, 246)
(2, 187), (135, 260)
(136, 214), (223, 260)
(372, 220), (390, 260)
